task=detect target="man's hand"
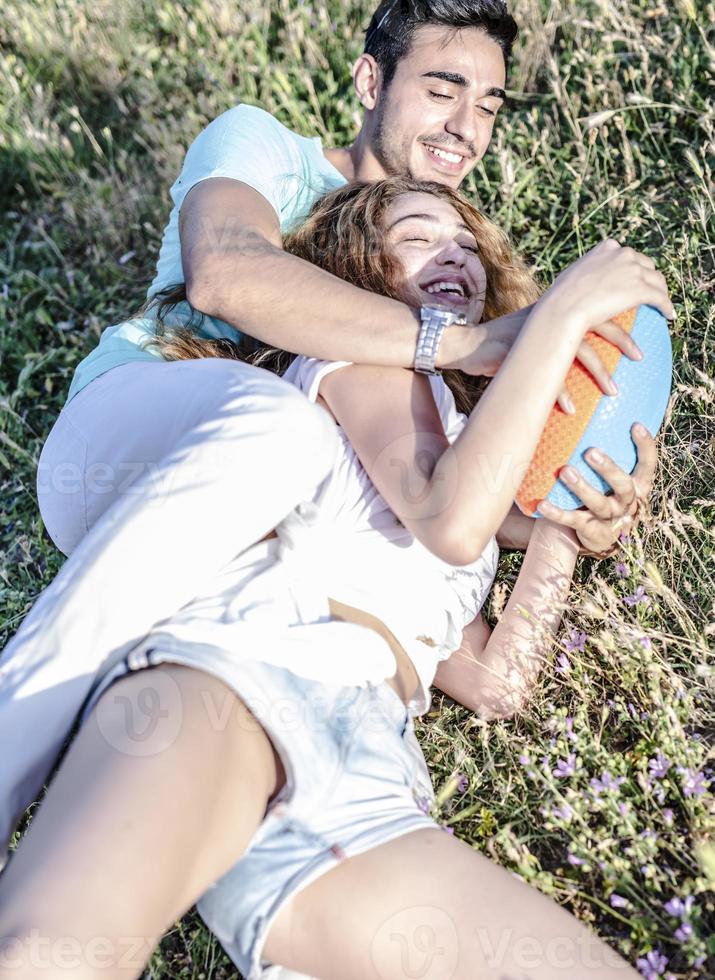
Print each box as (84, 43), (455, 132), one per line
(536, 423), (657, 555)
(442, 303), (646, 414)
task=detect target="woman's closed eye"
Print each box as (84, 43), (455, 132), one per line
(403, 238), (479, 254)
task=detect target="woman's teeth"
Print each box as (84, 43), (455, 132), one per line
(425, 282), (466, 297)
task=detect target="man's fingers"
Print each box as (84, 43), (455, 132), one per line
(558, 386), (576, 414)
(576, 341), (619, 396)
(588, 319), (642, 361)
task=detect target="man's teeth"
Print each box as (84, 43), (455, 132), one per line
(426, 145), (463, 164)
(425, 282), (466, 297)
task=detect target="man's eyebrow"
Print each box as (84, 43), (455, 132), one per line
(388, 212), (476, 235)
(421, 71), (506, 101)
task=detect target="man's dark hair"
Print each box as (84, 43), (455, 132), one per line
(364, 0), (518, 91)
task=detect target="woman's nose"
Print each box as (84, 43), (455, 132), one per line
(436, 242), (466, 266)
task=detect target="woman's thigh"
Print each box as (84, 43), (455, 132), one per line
(264, 827), (639, 980)
(0, 663), (284, 980)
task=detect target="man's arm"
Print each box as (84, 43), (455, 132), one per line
(180, 177), (481, 371)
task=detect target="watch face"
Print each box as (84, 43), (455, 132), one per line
(422, 305), (457, 324)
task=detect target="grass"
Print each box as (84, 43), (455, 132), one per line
(1, 0), (713, 976)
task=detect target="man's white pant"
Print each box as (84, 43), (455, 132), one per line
(0, 358), (342, 869)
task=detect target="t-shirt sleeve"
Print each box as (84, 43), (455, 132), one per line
(170, 104), (298, 219)
(282, 356), (353, 403)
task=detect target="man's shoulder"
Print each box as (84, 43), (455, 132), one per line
(207, 102), (308, 151)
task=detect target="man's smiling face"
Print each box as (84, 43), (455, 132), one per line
(368, 24), (506, 188)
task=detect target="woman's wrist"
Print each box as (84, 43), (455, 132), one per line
(532, 516), (581, 556)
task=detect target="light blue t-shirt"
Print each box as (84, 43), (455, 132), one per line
(65, 104), (347, 403)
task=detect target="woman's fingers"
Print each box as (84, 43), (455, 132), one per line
(555, 449), (637, 518)
(536, 499), (580, 527)
(630, 423), (657, 499)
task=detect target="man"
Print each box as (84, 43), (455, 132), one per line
(55, 0), (663, 553)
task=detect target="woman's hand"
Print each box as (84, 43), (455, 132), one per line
(448, 239), (675, 412)
(536, 423), (657, 556)
(539, 238), (675, 331)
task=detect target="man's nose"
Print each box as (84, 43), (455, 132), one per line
(444, 101), (477, 147)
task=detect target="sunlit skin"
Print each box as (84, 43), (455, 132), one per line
(385, 192), (488, 322)
(324, 24), (507, 188)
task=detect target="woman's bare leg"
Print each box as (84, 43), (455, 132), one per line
(0, 664), (284, 980)
(264, 828), (639, 979)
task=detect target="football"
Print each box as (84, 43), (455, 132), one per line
(516, 305), (673, 517)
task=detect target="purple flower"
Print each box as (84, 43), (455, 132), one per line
(648, 752), (672, 779)
(590, 770), (626, 795)
(456, 774), (468, 793)
(442, 825), (454, 835)
(553, 754), (577, 778)
(639, 636), (652, 650)
(664, 896), (694, 919)
(615, 561), (629, 578)
(556, 652), (571, 674)
(662, 808), (674, 827)
(518, 753), (531, 767)
(636, 949), (669, 978)
(567, 853), (586, 866)
(565, 716), (578, 742)
(678, 767), (709, 798)
(552, 803), (574, 823)
(674, 922), (692, 943)
(609, 893), (629, 909)
(619, 532), (631, 544)
(618, 802), (630, 817)
(625, 585), (651, 607)
(564, 629), (587, 653)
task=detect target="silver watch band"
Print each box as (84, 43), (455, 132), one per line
(414, 307), (466, 375)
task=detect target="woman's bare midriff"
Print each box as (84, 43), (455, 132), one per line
(259, 529), (420, 706)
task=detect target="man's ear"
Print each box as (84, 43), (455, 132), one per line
(352, 53), (382, 111)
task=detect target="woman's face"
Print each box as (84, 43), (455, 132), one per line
(384, 192), (487, 323)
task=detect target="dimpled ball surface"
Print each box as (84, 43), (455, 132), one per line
(516, 305), (672, 517)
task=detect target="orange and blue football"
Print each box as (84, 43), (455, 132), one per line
(516, 305), (672, 517)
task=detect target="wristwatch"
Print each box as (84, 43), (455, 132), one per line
(414, 306), (467, 375)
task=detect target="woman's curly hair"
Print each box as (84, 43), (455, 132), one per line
(140, 175), (541, 414)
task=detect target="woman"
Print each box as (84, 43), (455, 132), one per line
(0, 178), (665, 979)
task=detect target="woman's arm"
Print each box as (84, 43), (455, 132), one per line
(496, 505), (535, 551)
(433, 518), (580, 720)
(320, 240), (671, 567)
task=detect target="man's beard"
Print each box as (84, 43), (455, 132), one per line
(371, 97), (415, 178)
